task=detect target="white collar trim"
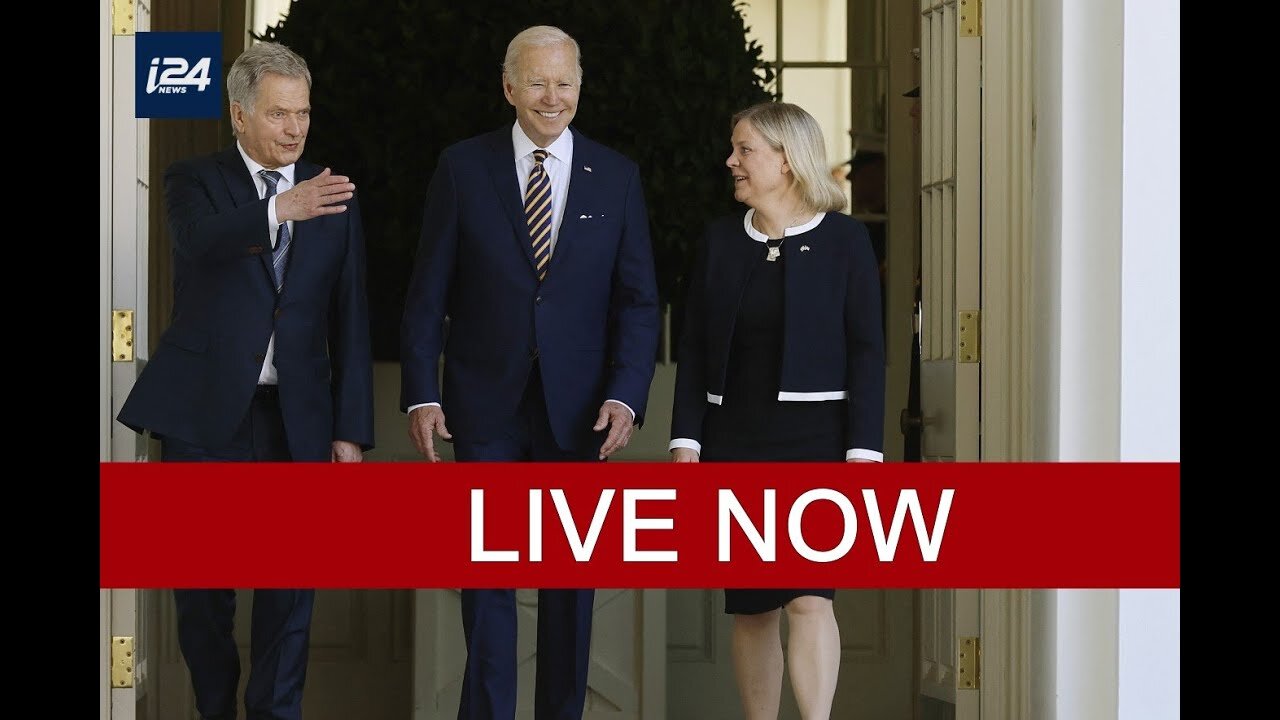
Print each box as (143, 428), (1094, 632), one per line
(742, 208), (825, 243)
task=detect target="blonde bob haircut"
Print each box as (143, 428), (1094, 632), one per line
(731, 102), (847, 213)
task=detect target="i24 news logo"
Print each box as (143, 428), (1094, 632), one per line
(146, 56), (213, 94)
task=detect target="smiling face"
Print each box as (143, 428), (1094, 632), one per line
(725, 119), (791, 209)
(231, 72), (310, 169)
(503, 42), (580, 148)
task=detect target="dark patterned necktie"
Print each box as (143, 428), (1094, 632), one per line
(524, 149), (552, 281)
(258, 170), (292, 290)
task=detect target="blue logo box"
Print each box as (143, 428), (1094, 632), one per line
(136, 32), (222, 119)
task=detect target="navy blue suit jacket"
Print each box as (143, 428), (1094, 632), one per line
(671, 212), (885, 455)
(400, 126), (659, 451)
(118, 145), (375, 461)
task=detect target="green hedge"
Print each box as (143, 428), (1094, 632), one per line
(265, 0), (774, 359)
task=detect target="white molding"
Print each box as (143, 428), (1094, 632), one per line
(982, 0), (1036, 461)
(981, 590), (1031, 720)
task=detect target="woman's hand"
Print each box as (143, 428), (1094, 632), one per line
(671, 448), (700, 463)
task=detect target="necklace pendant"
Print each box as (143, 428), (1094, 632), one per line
(766, 246), (781, 262)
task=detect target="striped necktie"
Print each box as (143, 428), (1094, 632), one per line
(258, 169), (292, 291)
(524, 149), (553, 281)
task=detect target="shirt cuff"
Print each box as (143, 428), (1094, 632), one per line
(845, 448), (884, 462)
(267, 195), (281, 239)
(605, 399), (636, 421)
(407, 402), (441, 414)
(669, 438), (702, 455)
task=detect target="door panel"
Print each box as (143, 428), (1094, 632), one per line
(150, 590), (413, 720)
(919, 0), (980, 463)
(917, 1), (982, 719)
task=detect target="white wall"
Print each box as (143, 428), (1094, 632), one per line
(1029, 0), (1177, 712)
(1118, 591), (1179, 719)
(1117, 2), (1180, 716)
(1031, 0), (1180, 717)
(1120, 0), (1179, 461)
(1055, 591), (1119, 720)
(1056, 0), (1124, 462)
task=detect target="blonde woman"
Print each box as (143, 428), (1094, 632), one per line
(669, 102), (885, 719)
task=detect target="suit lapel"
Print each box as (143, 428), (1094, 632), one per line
(728, 217), (764, 317)
(484, 130), (538, 272)
(547, 129), (594, 280)
(277, 162), (319, 296)
(216, 146), (278, 288)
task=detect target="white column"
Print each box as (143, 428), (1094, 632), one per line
(1118, 1), (1180, 717)
(1120, 0), (1180, 461)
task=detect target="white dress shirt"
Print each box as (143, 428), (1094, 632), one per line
(512, 121), (573, 257)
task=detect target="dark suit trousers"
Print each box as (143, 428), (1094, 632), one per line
(453, 368), (597, 720)
(162, 386), (315, 720)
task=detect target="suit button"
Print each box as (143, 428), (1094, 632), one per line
(535, 295), (543, 305)
(274, 308), (283, 319)
(254, 353), (265, 363)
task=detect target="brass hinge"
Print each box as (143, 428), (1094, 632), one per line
(111, 636), (135, 688)
(112, 310), (135, 362)
(958, 310), (980, 363)
(960, 0), (983, 37)
(958, 636), (980, 689)
(112, 0), (136, 35)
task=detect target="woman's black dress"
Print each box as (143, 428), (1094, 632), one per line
(701, 238), (844, 615)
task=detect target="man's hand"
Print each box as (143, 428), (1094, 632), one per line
(409, 405), (453, 462)
(331, 440), (363, 463)
(276, 168), (355, 222)
(593, 400), (635, 460)
(671, 448), (699, 463)
(847, 458), (878, 463)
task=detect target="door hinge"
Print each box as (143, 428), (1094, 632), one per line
(111, 636), (135, 688)
(112, 0), (136, 35)
(958, 310), (980, 363)
(960, 0), (983, 37)
(113, 310), (135, 362)
(958, 635), (980, 689)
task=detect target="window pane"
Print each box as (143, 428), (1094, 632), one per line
(782, 68), (886, 216)
(777, 67), (854, 180)
(782, 0), (846, 62)
(740, 0), (777, 63)
(848, 0), (885, 64)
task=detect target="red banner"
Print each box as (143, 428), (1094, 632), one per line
(100, 462), (1179, 589)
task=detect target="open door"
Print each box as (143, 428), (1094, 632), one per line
(918, 0), (981, 464)
(916, 0), (983, 718)
(102, 2), (159, 719)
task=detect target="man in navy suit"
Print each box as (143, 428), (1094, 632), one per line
(400, 25), (659, 720)
(118, 42), (373, 720)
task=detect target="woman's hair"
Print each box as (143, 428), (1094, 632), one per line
(731, 102), (847, 213)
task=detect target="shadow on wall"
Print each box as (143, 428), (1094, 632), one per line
(365, 362), (679, 462)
